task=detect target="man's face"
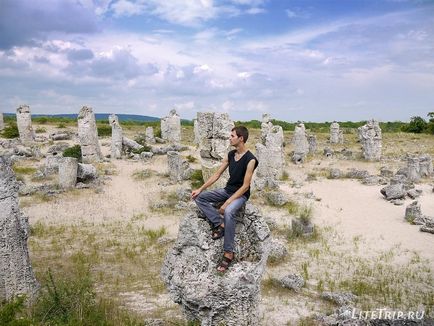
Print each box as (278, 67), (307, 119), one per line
(230, 131), (242, 146)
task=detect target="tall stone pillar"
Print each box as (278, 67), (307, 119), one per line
(0, 156), (39, 301)
(109, 114), (123, 159)
(197, 112), (234, 188)
(58, 157), (78, 189)
(16, 105), (35, 143)
(0, 113), (4, 131)
(161, 109), (181, 144)
(145, 126), (156, 144)
(358, 119), (382, 161)
(292, 123), (309, 164)
(330, 121), (343, 144)
(77, 106), (103, 163)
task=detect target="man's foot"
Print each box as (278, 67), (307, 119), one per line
(217, 253), (234, 273)
(211, 224), (224, 240)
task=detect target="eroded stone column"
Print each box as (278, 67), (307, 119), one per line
(407, 157), (420, 183)
(58, 157), (78, 189)
(330, 121), (343, 144)
(419, 155), (433, 177)
(292, 123), (309, 164)
(145, 126), (156, 144)
(167, 151), (193, 182)
(0, 156), (39, 301)
(161, 109), (181, 144)
(358, 119), (382, 161)
(109, 114), (123, 159)
(0, 113), (4, 131)
(197, 112), (234, 188)
(255, 114), (284, 189)
(77, 106), (103, 163)
(16, 105), (35, 143)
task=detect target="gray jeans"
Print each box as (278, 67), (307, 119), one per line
(195, 188), (247, 253)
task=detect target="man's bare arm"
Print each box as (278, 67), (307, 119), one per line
(191, 157), (229, 199)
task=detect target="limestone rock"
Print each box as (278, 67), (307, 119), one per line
(405, 201), (422, 222)
(323, 147), (334, 158)
(161, 203), (271, 326)
(140, 151), (153, 161)
(362, 175), (380, 186)
(329, 168), (342, 179)
(16, 105), (35, 143)
(109, 114), (123, 159)
(358, 119), (382, 161)
(122, 137), (143, 151)
(291, 218), (314, 236)
(161, 109), (181, 144)
(292, 123), (309, 164)
(346, 169), (369, 179)
(0, 156), (39, 300)
(49, 131), (70, 141)
(152, 144), (187, 155)
(268, 239), (288, 262)
(265, 191), (288, 206)
(307, 134), (317, 154)
(279, 273), (304, 292)
(58, 157), (78, 189)
(0, 113), (4, 131)
(321, 291), (357, 306)
(419, 155), (433, 177)
(330, 122), (344, 144)
(167, 151), (193, 182)
(77, 163), (98, 181)
(407, 157), (420, 183)
(145, 126), (156, 144)
(380, 184), (406, 200)
(77, 106), (103, 163)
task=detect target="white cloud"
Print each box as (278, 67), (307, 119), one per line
(286, 9), (297, 18)
(111, 0), (146, 17)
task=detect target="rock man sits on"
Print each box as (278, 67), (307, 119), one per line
(192, 126), (258, 272)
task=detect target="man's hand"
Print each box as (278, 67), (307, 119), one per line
(191, 189), (202, 199)
(218, 202), (229, 214)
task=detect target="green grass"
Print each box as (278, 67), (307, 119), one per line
(13, 165), (37, 175)
(190, 169), (204, 189)
(1, 123), (19, 138)
(186, 155), (197, 163)
(132, 169), (153, 180)
(35, 127), (46, 133)
(63, 145), (82, 162)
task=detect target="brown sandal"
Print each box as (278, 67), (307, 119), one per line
(211, 225), (224, 240)
(217, 255), (234, 273)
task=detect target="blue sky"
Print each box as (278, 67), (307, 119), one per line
(0, 0), (433, 122)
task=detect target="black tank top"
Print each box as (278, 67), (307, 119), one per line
(224, 149), (258, 199)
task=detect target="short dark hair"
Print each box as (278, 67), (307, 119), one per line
(232, 126), (249, 143)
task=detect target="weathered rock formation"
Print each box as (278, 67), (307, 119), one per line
(291, 123), (309, 164)
(255, 114), (284, 190)
(109, 114), (123, 159)
(58, 157), (78, 189)
(0, 156), (39, 301)
(16, 105), (35, 143)
(161, 109), (181, 144)
(330, 122), (343, 144)
(167, 151), (193, 182)
(358, 119), (382, 161)
(77, 106), (103, 163)
(0, 113), (4, 131)
(307, 134), (317, 154)
(145, 126), (156, 144)
(161, 203), (271, 326)
(196, 112), (234, 188)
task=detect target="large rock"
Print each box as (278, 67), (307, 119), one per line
(405, 201), (422, 223)
(49, 131), (70, 141)
(407, 157), (420, 183)
(330, 122), (343, 144)
(161, 109), (181, 144)
(419, 155), (433, 177)
(161, 203), (271, 326)
(16, 105), (35, 143)
(254, 114), (284, 190)
(145, 126), (156, 144)
(358, 119), (382, 161)
(58, 157), (78, 189)
(122, 137), (143, 151)
(167, 151), (193, 182)
(196, 112), (233, 189)
(291, 123), (309, 164)
(77, 106), (103, 163)
(109, 114), (123, 159)
(380, 184), (406, 200)
(77, 163), (98, 181)
(0, 156), (39, 301)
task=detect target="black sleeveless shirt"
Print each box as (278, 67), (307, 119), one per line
(224, 149), (259, 200)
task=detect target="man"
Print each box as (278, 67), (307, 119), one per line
(192, 126), (258, 273)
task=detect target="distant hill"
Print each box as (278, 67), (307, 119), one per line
(4, 113), (160, 122)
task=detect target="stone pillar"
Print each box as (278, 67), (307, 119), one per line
(16, 105), (35, 143)
(161, 109), (181, 144)
(109, 114), (123, 159)
(358, 119), (382, 161)
(0, 113), (4, 131)
(330, 121), (343, 144)
(308, 134), (317, 154)
(0, 156), (39, 301)
(407, 157), (420, 183)
(58, 157), (78, 189)
(167, 151), (193, 182)
(419, 155), (433, 177)
(193, 119), (199, 145)
(292, 123), (309, 164)
(77, 106), (103, 163)
(197, 112), (234, 188)
(145, 126), (156, 144)
(254, 114), (284, 190)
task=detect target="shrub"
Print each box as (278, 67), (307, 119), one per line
(97, 125), (111, 137)
(186, 155), (197, 163)
(402, 116), (427, 133)
(56, 123), (66, 129)
(35, 127), (46, 133)
(190, 169), (204, 189)
(132, 145), (152, 154)
(63, 145), (82, 162)
(1, 123), (19, 139)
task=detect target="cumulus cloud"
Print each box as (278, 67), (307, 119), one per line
(0, 0), (98, 49)
(67, 48), (94, 61)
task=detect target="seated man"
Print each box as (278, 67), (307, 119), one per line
(192, 126), (258, 272)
